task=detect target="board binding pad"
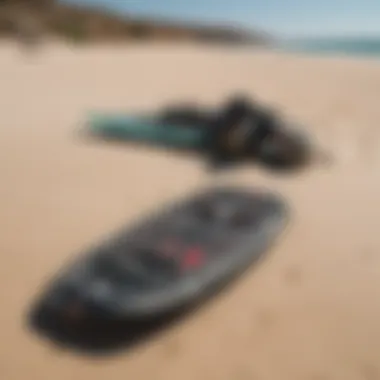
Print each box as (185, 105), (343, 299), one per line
(41, 187), (289, 321)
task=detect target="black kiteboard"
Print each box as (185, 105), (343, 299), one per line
(39, 187), (289, 322)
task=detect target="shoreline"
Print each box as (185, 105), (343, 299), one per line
(2, 38), (380, 65)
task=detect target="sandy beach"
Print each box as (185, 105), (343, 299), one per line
(2, 41), (380, 380)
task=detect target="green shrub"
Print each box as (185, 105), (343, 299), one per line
(129, 24), (150, 39)
(55, 21), (88, 42)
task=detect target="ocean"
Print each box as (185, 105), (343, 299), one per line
(280, 37), (380, 58)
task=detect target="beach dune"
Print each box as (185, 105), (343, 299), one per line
(1, 42), (380, 380)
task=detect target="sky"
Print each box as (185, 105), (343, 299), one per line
(61, 0), (380, 38)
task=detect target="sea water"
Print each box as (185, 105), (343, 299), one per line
(280, 37), (380, 58)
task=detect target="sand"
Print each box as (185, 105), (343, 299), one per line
(1, 41), (380, 380)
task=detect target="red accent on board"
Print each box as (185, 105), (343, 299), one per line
(181, 247), (204, 270)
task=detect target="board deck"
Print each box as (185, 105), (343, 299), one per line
(39, 187), (289, 321)
(88, 113), (205, 149)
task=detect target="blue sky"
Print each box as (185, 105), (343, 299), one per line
(61, 0), (380, 38)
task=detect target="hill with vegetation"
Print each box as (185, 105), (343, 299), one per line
(0, 0), (270, 45)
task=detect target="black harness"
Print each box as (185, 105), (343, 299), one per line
(159, 98), (309, 170)
(206, 100), (277, 166)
